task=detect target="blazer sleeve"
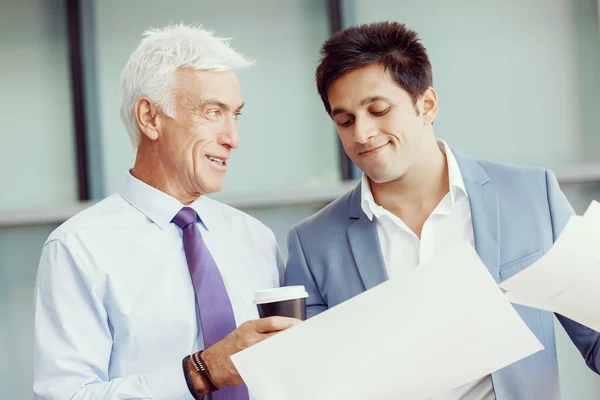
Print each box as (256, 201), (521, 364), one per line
(546, 169), (600, 374)
(285, 226), (328, 318)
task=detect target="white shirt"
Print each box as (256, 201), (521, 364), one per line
(33, 172), (283, 400)
(361, 140), (495, 400)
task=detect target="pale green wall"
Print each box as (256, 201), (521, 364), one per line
(0, 0), (77, 210)
(346, 0), (600, 170)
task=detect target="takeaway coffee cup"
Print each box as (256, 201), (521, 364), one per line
(254, 286), (309, 320)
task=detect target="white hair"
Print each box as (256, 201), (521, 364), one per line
(119, 24), (254, 147)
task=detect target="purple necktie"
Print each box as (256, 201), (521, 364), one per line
(172, 207), (250, 400)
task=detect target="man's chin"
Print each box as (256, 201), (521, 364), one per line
(195, 180), (225, 196)
(365, 171), (403, 185)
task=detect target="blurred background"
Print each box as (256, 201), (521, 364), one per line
(1, 0), (600, 398)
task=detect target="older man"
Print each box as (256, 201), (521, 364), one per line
(33, 24), (298, 400)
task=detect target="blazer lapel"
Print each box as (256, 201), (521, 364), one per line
(454, 150), (501, 282)
(345, 149), (501, 287)
(346, 183), (389, 290)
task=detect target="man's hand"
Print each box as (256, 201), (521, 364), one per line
(201, 317), (301, 388)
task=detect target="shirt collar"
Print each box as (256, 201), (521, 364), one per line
(360, 174), (379, 221)
(119, 171), (213, 231)
(360, 139), (467, 221)
(438, 139), (468, 201)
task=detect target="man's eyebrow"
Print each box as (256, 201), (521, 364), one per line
(197, 98), (229, 111)
(196, 98), (245, 112)
(331, 96), (391, 117)
(331, 107), (348, 118)
(359, 95), (391, 107)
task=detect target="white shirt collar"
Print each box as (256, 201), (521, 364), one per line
(361, 139), (467, 221)
(119, 171), (215, 231)
(440, 139), (468, 201)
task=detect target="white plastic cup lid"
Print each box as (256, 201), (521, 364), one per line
(254, 285), (309, 305)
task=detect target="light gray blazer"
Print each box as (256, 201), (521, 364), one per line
(285, 150), (600, 399)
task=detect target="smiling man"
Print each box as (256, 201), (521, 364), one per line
(285, 21), (600, 399)
(33, 25), (299, 400)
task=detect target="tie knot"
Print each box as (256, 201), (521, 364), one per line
(172, 207), (198, 229)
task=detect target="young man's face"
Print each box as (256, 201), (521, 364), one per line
(328, 63), (436, 184)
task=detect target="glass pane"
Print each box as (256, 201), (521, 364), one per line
(562, 182), (600, 214)
(243, 205), (324, 260)
(0, 0), (77, 210)
(346, 0), (600, 171)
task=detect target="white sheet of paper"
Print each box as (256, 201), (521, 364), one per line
(231, 242), (544, 400)
(500, 201), (600, 332)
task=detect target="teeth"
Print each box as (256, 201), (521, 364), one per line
(208, 156), (224, 165)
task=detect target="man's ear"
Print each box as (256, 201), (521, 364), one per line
(135, 97), (161, 141)
(420, 87), (438, 125)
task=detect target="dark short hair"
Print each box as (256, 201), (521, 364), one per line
(316, 21), (433, 115)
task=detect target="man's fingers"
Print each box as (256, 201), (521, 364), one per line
(262, 331), (281, 340)
(254, 316), (302, 333)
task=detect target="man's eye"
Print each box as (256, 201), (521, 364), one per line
(338, 118), (354, 127)
(234, 112), (242, 121)
(207, 110), (221, 119)
(371, 107), (390, 116)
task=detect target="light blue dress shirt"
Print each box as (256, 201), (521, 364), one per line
(33, 172), (284, 399)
